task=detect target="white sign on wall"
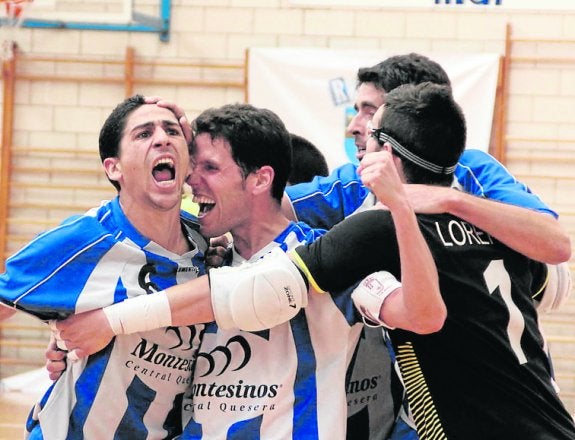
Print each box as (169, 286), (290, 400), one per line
(289, 0), (575, 11)
(248, 48), (499, 170)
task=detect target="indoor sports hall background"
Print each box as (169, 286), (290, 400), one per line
(0, 0), (574, 436)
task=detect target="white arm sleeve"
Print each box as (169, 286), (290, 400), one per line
(210, 247), (308, 331)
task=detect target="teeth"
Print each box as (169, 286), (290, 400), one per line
(192, 195), (215, 215)
(154, 157), (174, 168)
(152, 157), (176, 183)
(193, 195), (215, 205)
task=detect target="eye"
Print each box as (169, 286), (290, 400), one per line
(166, 126), (183, 136)
(190, 160), (218, 173)
(135, 130), (151, 139)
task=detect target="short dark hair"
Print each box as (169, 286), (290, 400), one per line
(288, 133), (329, 185)
(357, 53), (451, 93)
(378, 82), (466, 185)
(98, 94), (146, 191)
(191, 103), (291, 203)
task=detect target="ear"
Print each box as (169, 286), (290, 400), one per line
(103, 157), (122, 185)
(388, 150), (406, 182)
(250, 165), (274, 196)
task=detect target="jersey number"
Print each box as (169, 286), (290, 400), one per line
(483, 260), (528, 364)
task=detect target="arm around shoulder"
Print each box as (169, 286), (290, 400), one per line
(444, 190), (571, 264)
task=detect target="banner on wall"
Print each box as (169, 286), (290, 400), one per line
(248, 48), (499, 169)
(288, 0), (574, 11)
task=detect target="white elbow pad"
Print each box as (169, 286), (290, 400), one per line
(352, 271), (401, 328)
(210, 247), (308, 331)
(536, 262), (572, 313)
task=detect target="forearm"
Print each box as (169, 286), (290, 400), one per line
(54, 277), (215, 358)
(108, 249), (307, 334)
(103, 277), (214, 335)
(165, 277), (214, 326)
(445, 191), (571, 264)
(384, 202), (445, 333)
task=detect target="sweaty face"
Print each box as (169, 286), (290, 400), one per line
(107, 104), (189, 213)
(188, 133), (251, 238)
(346, 82), (385, 161)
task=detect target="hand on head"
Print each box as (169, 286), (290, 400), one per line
(144, 96), (193, 144)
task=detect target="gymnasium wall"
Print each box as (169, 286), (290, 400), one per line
(1, 0), (575, 411)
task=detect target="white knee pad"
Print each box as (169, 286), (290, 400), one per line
(535, 262), (572, 313)
(210, 247), (308, 331)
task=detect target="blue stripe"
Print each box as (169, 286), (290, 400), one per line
(67, 342), (114, 438)
(228, 415), (263, 439)
(114, 375), (156, 439)
(180, 419), (203, 438)
(290, 312), (319, 438)
(163, 392), (184, 439)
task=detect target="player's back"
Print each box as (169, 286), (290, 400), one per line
(292, 208), (575, 440)
(394, 212), (575, 440)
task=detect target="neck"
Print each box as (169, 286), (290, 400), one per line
(232, 207), (290, 260)
(119, 197), (189, 255)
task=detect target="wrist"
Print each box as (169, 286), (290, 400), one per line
(103, 291), (172, 335)
(443, 187), (464, 216)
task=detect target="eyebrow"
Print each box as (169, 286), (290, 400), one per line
(130, 119), (181, 132)
(355, 101), (379, 111)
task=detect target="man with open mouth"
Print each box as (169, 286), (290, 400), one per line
(0, 95), (209, 439)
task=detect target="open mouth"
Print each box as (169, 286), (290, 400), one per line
(355, 139), (368, 157)
(193, 195), (216, 216)
(152, 158), (176, 184)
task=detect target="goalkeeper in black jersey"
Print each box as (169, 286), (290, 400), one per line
(292, 82), (575, 440)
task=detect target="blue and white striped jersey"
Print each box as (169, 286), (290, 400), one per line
(179, 221), (364, 440)
(0, 197), (207, 439)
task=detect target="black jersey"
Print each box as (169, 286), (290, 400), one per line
(293, 209), (575, 440)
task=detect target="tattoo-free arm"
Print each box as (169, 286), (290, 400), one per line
(54, 276), (215, 359)
(405, 184), (571, 264)
(359, 151), (445, 333)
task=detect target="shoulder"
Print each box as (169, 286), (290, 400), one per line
(285, 163), (361, 199)
(459, 148), (494, 164)
(287, 221), (326, 241)
(457, 149), (506, 173)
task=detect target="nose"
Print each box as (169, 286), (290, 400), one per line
(187, 162), (199, 187)
(346, 112), (363, 137)
(152, 125), (171, 147)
